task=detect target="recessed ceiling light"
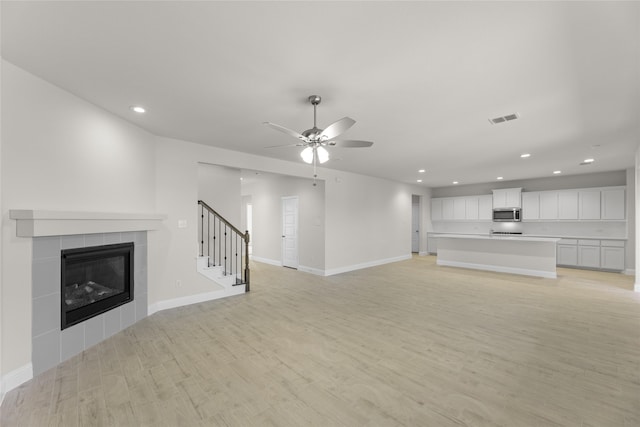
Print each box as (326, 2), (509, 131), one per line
(417, 179), (422, 183)
(520, 153), (530, 158)
(130, 105), (146, 113)
(584, 158), (595, 163)
(453, 181), (459, 185)
(418, 169), (426, 173)
(497, 176), (503, 180)
(553, 170), (562, 174)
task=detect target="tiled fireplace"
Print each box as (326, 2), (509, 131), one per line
(31, 231), (148, 375)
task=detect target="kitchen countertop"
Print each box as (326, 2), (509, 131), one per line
(427, 232), (627, 241)
(435, 233), (560, 243)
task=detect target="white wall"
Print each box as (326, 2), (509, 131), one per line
(0, 49), (4, 399)
(626, 167), (636, 274)
(1, 61), (157, 377)
(241, 172), (325, 272)
(197, 163), (241, 226)
(636, 148), (640, 290)
(324, 170), (416, 273)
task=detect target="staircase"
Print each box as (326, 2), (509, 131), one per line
(197, 200), (250, 294)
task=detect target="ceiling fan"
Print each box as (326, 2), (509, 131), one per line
(263, 95), (374, 170)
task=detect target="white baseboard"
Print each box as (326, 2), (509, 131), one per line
(1, 363), (33, 406)
(298, 265), (325, 276)
(624, 268), (635, 276)
(634, 283), (640, 292)
(437, 259), (557, 279)
(148, 287), (244, 316)
(418, 251), (430, 256)
(250, 256), (281, 267)
(324, 254), (412, 276)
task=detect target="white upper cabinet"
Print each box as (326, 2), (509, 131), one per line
(432, 186), (625, 223)
(465, 197), (479, 220)
(431, 195), (492, 221)
(558, 191), (578, 219)
(539, 192), (559, 220)
(453, 198), (466, 220)
(442, 198), (455, 220)
(601, 188), (625, 220)
(478, 195), (493, 220)
(492, 188), (522, 208)
(521, 192), (540, 220)
(579, 189), (601, 220)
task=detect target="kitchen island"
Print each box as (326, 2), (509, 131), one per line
(436, 234), (560, 278)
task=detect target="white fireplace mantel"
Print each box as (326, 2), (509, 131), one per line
(9, 209), (166, 237)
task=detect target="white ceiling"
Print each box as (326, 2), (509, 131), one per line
(2, 1), (639, 187)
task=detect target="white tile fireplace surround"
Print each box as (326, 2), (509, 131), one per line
(32, 232), (147, 375)
(9, 210), (164, 376)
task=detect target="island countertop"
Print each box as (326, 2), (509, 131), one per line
(433, 233), (561, 243)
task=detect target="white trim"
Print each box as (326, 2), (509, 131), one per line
(298, 265), (325, 276)
(418, 251), (430, 256)
(9, 209), (166, 237)
(250, 256), (282, 267)
(324, 254), (412, 276)
(624, 268), (635, 276)
(437, 259), (557, 279)
(148, 287), (245, 315)
(1, 363), (33, 405)
(634, 283), (640, 292)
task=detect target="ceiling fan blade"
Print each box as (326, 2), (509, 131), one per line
(319, 117), (356, 141)
(264, 143), (305, 149)
(328, 139), (374, 148)
(263, 122), (309, 142)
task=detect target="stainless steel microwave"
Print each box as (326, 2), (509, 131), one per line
(492, 208), (521, 222)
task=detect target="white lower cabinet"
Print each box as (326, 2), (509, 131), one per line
(557, 240), (578, 266)
(578, 245), (601, 268)
(557, 239), (625, 271)
(600, 240), (625, 271)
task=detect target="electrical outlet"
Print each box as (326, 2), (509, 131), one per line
(178, 220), (187, 228)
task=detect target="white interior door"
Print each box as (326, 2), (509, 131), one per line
(411, 200), (420, 253)
(282, 196), (299, 269)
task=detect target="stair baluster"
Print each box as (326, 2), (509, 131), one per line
(197, 200), (250, 291)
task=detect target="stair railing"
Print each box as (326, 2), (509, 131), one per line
(198, 200), (250, 292)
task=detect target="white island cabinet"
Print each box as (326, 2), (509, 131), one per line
(436, 234), (560, 278)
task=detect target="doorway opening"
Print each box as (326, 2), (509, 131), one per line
(412, 195), (421, 253)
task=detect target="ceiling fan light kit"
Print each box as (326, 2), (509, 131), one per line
(300, 145), (329, 164)
(264, 95), (374, 183)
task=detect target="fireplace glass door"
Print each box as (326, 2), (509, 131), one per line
(61, 242), (134, 329)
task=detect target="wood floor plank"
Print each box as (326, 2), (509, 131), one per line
(2, 256), (639, 426)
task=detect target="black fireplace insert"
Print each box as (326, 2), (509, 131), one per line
(61, 242), (134, 330)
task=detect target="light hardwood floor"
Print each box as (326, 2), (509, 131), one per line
(2, 255), (640, 426)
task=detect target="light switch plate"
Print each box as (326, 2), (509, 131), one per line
(178, 220), (187, 228)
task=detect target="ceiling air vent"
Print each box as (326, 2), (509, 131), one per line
(489, 112), (519, 125)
